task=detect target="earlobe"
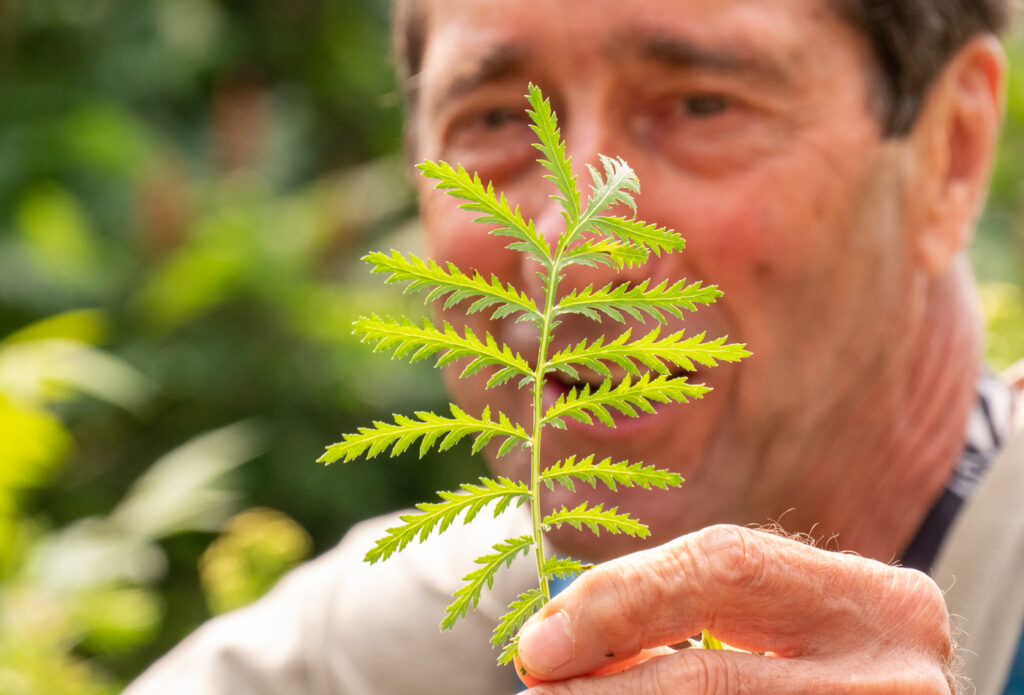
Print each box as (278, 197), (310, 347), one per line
(910, 35), (1005, 275)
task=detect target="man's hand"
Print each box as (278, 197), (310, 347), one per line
(517, 525), (956, 693)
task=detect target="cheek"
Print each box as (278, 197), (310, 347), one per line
(657, 170), (881, 305)
(421, 188), (515, 277)
(639, 184), (818, 317)
(642, 161), (905, 400)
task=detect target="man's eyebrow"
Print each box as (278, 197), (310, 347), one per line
(624, 34), (788, 84)
(428, 45), (527, 113)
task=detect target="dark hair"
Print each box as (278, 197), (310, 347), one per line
(392, 0), (1013, 137)
(831, 0), (1013, 135)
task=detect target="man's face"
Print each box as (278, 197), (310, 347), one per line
(411, 0), (930, 560)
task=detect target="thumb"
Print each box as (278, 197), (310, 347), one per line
(517, 609), (674, 682)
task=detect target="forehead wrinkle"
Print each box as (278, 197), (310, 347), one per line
(613, 31), (791, 85)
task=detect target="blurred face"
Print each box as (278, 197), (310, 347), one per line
(412, 0), (935, 560)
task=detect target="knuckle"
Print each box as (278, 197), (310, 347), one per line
(868, 567), (955, 689)
(892, 568), (953, 646)
(896, 566), (944, 607)
(689, 524), (767, 592)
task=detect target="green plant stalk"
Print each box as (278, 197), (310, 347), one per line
(529, 300), (554, 603)
(531, 229), (576, 603)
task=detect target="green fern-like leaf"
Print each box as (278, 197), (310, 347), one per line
(579, 155), (639, 229)
(416, 161), (551, 268)
(561, 237), (650, 271)
(354, 315), (533, 387)
(543, 334), (641, 382)
(493, 588), (547, 664)
(365, 250), (539, 322)
(365, 477), (530, 564)
(543, 372), (711, 428)
(526, 83), (581, 227)
(554, 278), (724, 323)
(546, 327), (749, 381)
(322, 84), (745, 665)
(318, 404), (529, 464)
(540, 455), (683, 493)
(442, 534), (534, 630)
(543, 503), (649, 538)
(541, 555), (594, 580)
(589, 215), (685, 257)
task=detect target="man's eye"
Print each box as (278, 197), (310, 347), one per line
(480, 107), (520, 128)
(441, 102), (536, 180)
(681, 94), (729, 117)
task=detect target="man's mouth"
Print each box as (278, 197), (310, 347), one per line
(544, 365), (702, 394)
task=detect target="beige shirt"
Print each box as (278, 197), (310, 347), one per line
(126, 432), (1024, 695)
(933, 423), (1024, 695)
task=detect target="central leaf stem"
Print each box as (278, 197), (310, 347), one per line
(530, 223), (579, 602)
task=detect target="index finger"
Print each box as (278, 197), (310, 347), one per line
(516, 524), (951, 681)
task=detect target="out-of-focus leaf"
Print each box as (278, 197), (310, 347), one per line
(199, 507), (312, 615)
(60, 103), (158, 177)
(25, 517), (168, 592)
(0, 584), (121, 695)
(133, 202), (258, 331)
(110, 421), (262, 538)
(73, 586), (162, 655)
(0, 1), (416, 690)
(24, 422), (261, 593)
(0, 339), (154, 411)
(155, 0), (225, 69)
(2, 310), (108, 346)
(14, 183), (114, 297)
(980, 281), (1024, 371)
(0, 516), (42, 581)
(0, 398), (70, 500)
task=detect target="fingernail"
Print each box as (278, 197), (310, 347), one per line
(518, 610), (573, 674)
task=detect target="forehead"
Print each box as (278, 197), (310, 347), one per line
(415, 0), (865, 111)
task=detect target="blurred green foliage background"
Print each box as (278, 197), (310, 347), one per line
(0, 1), (1021, 693)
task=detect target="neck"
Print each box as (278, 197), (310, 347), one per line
(773, 262), (981, 561)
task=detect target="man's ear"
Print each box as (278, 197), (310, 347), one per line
(906, 35), (1006, 275)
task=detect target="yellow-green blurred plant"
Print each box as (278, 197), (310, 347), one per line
(0, 309), (148, 573)
(979, 281), (1024, 372)
(0, 312), (264, 694)
(199, 507), (312, 615)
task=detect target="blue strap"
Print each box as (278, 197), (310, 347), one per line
(1003, 626), (1024, 695)
(547, 573), (576, 597)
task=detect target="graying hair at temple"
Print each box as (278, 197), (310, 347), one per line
(390, 0), (1013, 137)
